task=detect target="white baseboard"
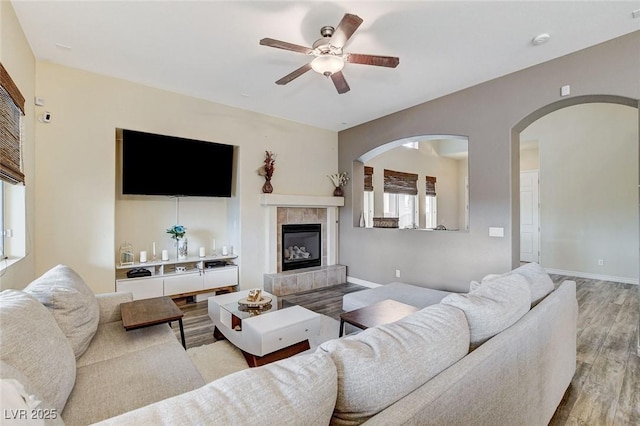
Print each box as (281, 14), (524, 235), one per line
(346, 276), (382, 288)
(545, 268), (638, 285)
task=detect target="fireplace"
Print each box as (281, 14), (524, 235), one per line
(281, 224), (321, 271)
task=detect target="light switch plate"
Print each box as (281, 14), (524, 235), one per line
(489, 227), (504, 237)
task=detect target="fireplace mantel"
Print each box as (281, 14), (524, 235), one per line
(260, 194), (344, 208)
(262, 194), (342, 274)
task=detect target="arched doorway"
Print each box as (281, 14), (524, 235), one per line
(511, 95), (639, 282)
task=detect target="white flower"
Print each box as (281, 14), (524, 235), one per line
(328, 172), (349, 187)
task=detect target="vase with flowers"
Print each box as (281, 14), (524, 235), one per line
(167, 225), (188, 260)
(257, 150), (276, 193)
(328, 172), (349, 196)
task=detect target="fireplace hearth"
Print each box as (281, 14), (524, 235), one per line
(281, 224), (321, 271)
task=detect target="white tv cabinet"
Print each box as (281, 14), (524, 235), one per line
(115, 255), (238, 300)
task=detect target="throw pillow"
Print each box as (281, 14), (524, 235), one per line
(25, 264), (100, 359)
(441, 273), (531, 348)
(482, 262), (554, 307)
(318, 304), (469, 425)
(0, 290), (76, 412)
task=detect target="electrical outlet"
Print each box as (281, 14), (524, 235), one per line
(395, 269), (401, 278)
(598, 259), (604, 266)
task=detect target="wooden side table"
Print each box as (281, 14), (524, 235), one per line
(339, 299), (420, 337)
(120, 296), (186, 348)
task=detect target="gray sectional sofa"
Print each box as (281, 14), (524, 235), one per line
(0, 262), (577, 425)
(0, 265), (205, 425)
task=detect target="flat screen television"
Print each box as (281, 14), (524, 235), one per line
(121, 129), (234, 197)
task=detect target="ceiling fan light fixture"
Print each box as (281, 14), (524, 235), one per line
(311, 55), (344, 76)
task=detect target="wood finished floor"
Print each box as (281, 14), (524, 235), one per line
(172, 276), (639, 425)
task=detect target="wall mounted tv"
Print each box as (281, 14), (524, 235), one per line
(121, 129), (234, 197)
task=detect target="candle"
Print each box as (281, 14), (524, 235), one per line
(161, 250), (169, 261)
(222, 245), (228, 256)
(212, 238), (216, 253)
(199, 247), (206, 257)
(139, 251), (147, 263)
(152, 242), (156, 257)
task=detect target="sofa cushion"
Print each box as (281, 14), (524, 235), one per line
(96, 292), (133, 324)
(62, 340), (205, 425)
(0, 290), (76, 412)
(92, 352), (337, 426)
(25, 264), (100, 359)
(318, 304), (469, 425)
(77, 320), (178, 368)
(441, 273), (531, 348)
(478, 263), (554, 307)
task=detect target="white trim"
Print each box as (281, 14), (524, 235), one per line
(0, 257), (22, 273)
(346, 276), (382, 288)
(545, 268), (638, 285)
(260, 194), (344, 208)
(357, 134), (468, 163)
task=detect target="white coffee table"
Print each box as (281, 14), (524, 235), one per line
(208, 290), (321, 367)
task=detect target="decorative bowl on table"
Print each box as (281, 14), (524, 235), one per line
(238, 296), (272, 308)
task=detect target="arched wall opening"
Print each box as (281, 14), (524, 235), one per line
(511, 95), (640, 278)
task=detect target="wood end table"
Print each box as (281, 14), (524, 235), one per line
(120, 296), (186, 348)
(339, 299), (420, 337)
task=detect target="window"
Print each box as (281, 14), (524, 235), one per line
(425, 176), (437, 228)
(0, 182), (4, 258)
(425, 195), (437, 229)
(363, 166), (374, 228)
(363, 191), (374, 228)
(0, 63), (26, 265)
(384, 192), (418, 228)
(383, 169), (418, 229)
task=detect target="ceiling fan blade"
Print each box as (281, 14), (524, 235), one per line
(345, 53), (400, 68)
(330, 13), (363, 48)
(331, 71), (351, 94)
(260, 38), (313, 55)
(275, 63), (313, 85)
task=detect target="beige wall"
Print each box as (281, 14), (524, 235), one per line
(24, 62), (336, 294)
(521, 103), (638, 281)
(0, 1), (36, 289)
(338, 32), (640, 291)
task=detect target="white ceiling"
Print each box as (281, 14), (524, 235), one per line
(10, 1), (640, 131)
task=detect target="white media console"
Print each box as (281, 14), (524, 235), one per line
(115, 255), (238, 300)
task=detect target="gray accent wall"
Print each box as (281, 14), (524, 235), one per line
(338, 31), (640, 292)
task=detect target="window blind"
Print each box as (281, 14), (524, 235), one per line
(0, 63), (25, 185)
(425, 176), (437, 196)
(384, 169), (418, 195)
(364, 166), (373, 191)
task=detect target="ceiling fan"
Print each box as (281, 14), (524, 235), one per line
(260, 13), (399, 94)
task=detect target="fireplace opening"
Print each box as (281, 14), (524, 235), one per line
(282, 224), (321, 271)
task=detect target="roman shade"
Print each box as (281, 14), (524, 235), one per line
(0, 63), (25, 185)
(425, 176), (437, 196)
(364, 166), (373, 192)
(384, 169), (418, 196)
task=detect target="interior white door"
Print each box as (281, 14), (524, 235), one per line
(520, 170), (540, 263)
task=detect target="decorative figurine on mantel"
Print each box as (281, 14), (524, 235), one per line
(258, 150), (276, 193)
(328, 172), (349, 196)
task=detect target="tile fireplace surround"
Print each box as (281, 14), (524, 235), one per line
(261, 194), (346, 297)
